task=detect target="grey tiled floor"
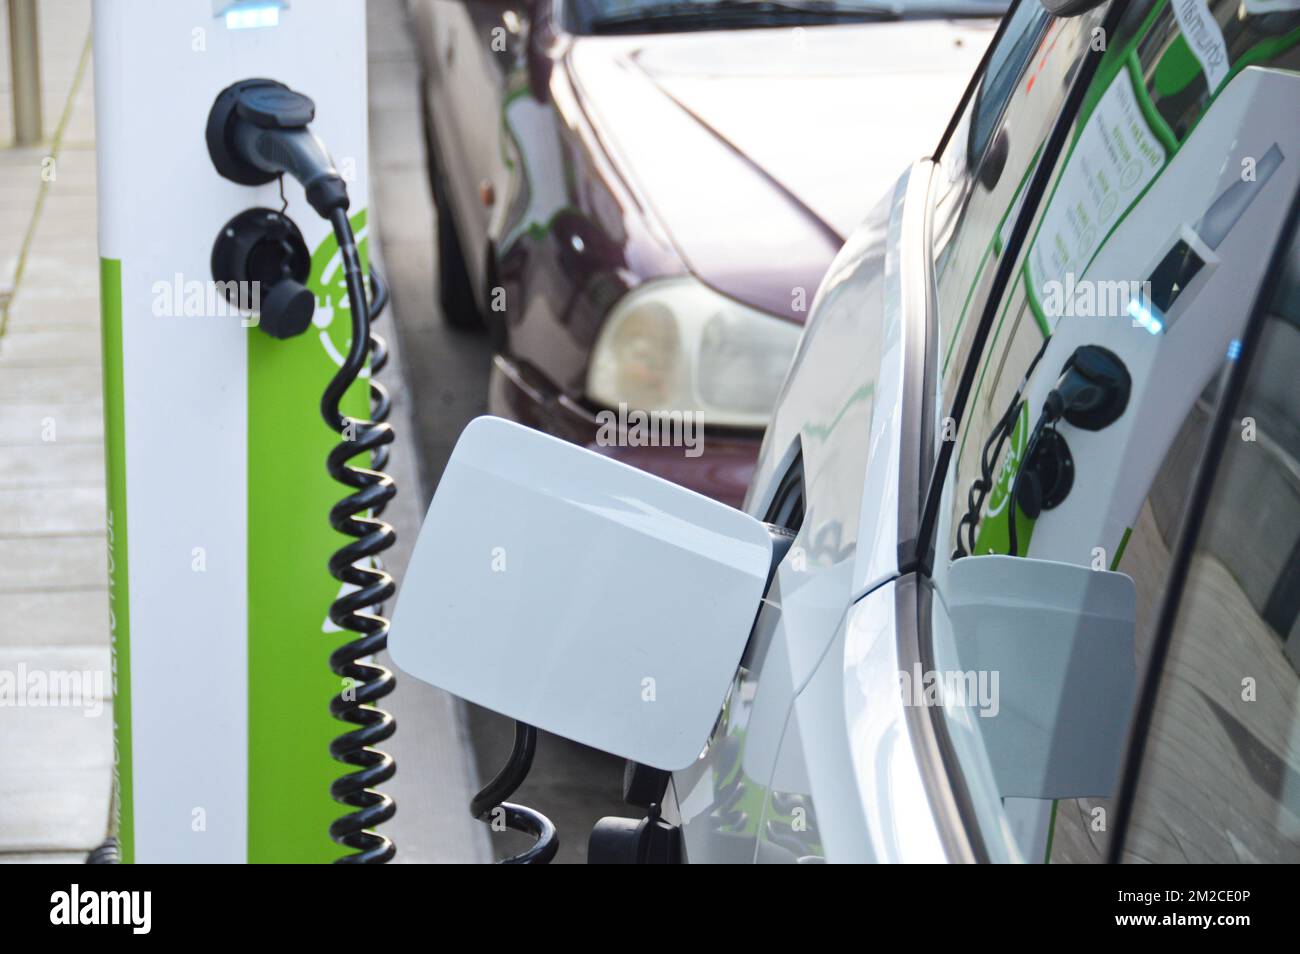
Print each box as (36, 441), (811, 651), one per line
(0, 0), (110, 860)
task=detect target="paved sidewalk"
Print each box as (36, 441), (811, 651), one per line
(0, 0), (108, 862)
(365, 0), (489, 864)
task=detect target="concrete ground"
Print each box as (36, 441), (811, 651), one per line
(367, 0), (631, 863)
(0, 0), (109, 863)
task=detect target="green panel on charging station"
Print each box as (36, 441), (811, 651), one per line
(248, 214), (371, 863)
(100, 257), (134, 864)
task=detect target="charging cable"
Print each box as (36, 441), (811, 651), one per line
(208, 78), (560, 864)
(1008, 345), (1132, 556)
(207, 79), (397, 863)
(955, 342), (1130, 559)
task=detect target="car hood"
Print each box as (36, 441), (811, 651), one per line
(566, 19), (995, 322)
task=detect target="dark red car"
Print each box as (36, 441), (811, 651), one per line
(412, 0), (1001, 505)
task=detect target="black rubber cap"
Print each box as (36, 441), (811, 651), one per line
(235, 85), (315, 129)
(258, 279), (316, 339)
(587, 817), (645, 864)
(207, 79), (288, 185)
(210, 207), (312, 316)
(1060, 344), (1131, 431)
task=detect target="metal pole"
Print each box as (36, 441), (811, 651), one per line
(8, 0), (42, 145)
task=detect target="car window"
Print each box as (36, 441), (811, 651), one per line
(922, 0), (1300, 862)
(930, 0), (1081, 380)
(1113, 220), (1300, 864)
(967, 0), (1053, 167)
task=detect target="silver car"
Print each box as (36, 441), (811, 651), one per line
(392, 0), (1300, 863)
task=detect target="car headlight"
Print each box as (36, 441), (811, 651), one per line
(586, 277), (802, 429)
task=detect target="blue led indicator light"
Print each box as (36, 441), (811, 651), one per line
(1127, 298), (1164, 335)
(226, 5), (281, 29)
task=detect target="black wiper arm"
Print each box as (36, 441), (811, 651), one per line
(723, 0), (904, 16)
(589, 0), (904, 32)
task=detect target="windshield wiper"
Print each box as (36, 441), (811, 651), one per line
(589, 0), (905, 34)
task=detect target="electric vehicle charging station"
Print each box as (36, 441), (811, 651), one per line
(93, 0), (393, 863)
(13, 0), (1284, 877)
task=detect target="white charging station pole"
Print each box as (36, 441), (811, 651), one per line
(94, 0), (373, 862)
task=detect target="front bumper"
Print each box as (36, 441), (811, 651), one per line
(488, 354), (759, 510)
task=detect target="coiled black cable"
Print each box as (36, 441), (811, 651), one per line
(325, 213), (552, 865)
(470, 722), (558, 864)
(952, 335), (1052, 560)
(86, 837), (119, 864)
(366, 267), (392, 487)
(1007, 413), (1051, 559)
(364, 267), (392, 621)
(322, 207), (398, 863)
(953, 395), (1021, 559)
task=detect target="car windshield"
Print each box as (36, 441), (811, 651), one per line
(569, 0), (1008, 35)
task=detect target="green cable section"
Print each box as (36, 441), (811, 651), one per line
(1042, 798), (1059, 863)
(99, 257), (133, 863)
(1110, 526), (1133, 571)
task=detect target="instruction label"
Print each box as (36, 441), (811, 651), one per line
(1027, 70), (1166, 313)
